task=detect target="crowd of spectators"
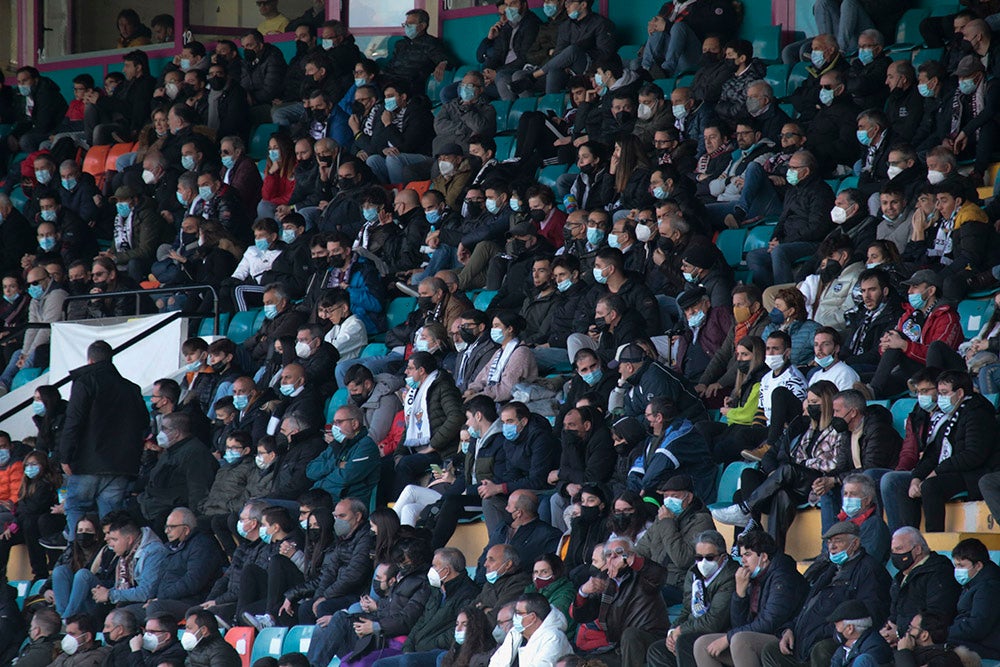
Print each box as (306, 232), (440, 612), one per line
(5, 0), (1000, 666)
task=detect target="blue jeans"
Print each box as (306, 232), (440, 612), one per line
(814, 0), (875, 52)
(979, 363), (1000, 393)
(373, 649), (445, 667)
(412, 245), (459, 284)
(747, 241), (818, 286)
(358, 352), (404, 376)
(646, 22), (701, 76)
(366, 153), (432, 184)
(51, 565), (98, 617)
(307, 610), (355, 666)
(273, 103), (306, 126)
(64, 474), (131, 539)
(881, 470), (919, 532)
(0, 349), (34, 390)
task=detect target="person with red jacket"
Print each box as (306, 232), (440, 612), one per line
(525, 185), (566, 251)
(868, 269), (963, 398)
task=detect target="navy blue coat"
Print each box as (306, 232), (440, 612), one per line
(728, 553), (808, 641)
(153, 530), (225, 604)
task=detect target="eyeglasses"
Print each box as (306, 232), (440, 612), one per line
(694, 554), (721, 561)
(27, 279), (43, 287)
(780, 132), (802, 139)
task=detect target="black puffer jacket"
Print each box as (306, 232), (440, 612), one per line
(912, 393), (999, 490)
(152, 530), (225, 605)
(773, 173), (835, 244)
(547, 280), (590, 348)
(889, 551), (961, 631)
(271, 431), (327, 500)
(493, 413), (560, 492)
(729, 553), (808, 641)
(834, 404), (902, 479)
(386, 33), (450, 83)
(285, 523), (374, 602)
(240, 43), (287, 104)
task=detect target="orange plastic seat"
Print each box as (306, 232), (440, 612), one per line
(404, 180), (431, 197)
(225, 627), (255, 667)
(104, 142), (138, 172)
(82, 145), (112, 188)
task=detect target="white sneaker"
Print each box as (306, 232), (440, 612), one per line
(711, 504), (751, 527)
(395, 282), (419, 297)
(242, 612), (274, 630)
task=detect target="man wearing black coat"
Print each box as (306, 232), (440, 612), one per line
(453, 310), (498, 392)
(484, 2), (542, 100)
(476, 490), (561, 579)
(271, 363), (325, 429)
(884, 527), (960, 641)
(88, 50), (157, 144)
(403, 548), (480, 655)
(788, 35), (849, 124)
(487, 223), (555, 311)
(846, 36), (891, 111)
(843, 269), (903, 377)
(59, 341), (148, 539)
(885, 61), (924, 144)
(807, 70), (862, 176)
(747, 80), (792, 145)
(549, 406), (616, 530)
(0, 199), (34, 275)
(269, 413), (328, 501)
(10, 67), (68, 152)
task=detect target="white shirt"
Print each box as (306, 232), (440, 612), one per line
(808, 360), (860, 391)
(760, 364), (807, 423)
(231, 246), (282, 284)
(323, 313), (368, 360)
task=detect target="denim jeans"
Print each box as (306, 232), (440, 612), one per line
(642, 24), (701, 76)
(979, 363), (1000, 393)
(273, 102), (306, 127)
(64, 474), (131, 539)
(746, 241), (818, 286)
(0, 349), (34, 390)
(373, 649), (445, 667)
(881, 470), (919, 532)
(51, 565), (99, 617)
(366, 153), (432, 185)
(358, 352), (404, 376)
(306, 609), (355, 666)
(533, 346), (571, 373)
(412, 245), (459, 284)
(814, 0), (876, 51)
(706, 163), (785, 228)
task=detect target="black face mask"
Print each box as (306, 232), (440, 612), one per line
(180, 83), (196, 97)
(701, 52), (721, 65)
(318, 154), (334, 166)
(608, 512), (633, 532)
(578, 505), (602, 524)
(588, 564), (605, 579)
(351, 101), (367, 116)
(338, 176), (356, 190)
(580, 163), (596, 176)
(592, 317), (608, 332)
(328, 253), (346, 268)
(295, 41), (310, 56)
(506, 238), (527, 256)
(350, 391), (368, 406)
(529, 209), (547, 223)
(891, 550), (914, 572)
(208, 76), (226, 90)
(70, 278), (88, 291)
(656, 236), (675, 253)
(464, 201), (483, 217)
(724, 58), (737, 69)
(614, 110), (634, 125)
(562, 226), (574, 242)
(417, 295), (435, 311)
(829, 416), (850, 433)
(820, 259), (842, 283)
(76, 533), (97, 548)
(736, 360), (751, 374)
(211, 360), (229, 374)
(312, 108), (330, 122)
(312, 257), (330, 271)
(181, 231), (198, 245)
(307, 527), (321, 543)
(806, 404), (822, 422)
(459, 327), (479, 344)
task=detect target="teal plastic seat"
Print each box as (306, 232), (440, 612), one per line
(652, 78), (675, 96)
(197, 313), (230, 337)
(764, 64), (789, 98)
(250, 627), (288, 663)
(536, 93), (566, 116)
(453, 65), (477, 81)
(866, 399), (890, 408)
(617, 44), (642, 63)
(325, 387), (350, 422)
(474, 290), (497, 310)
(9, 185), (27, 214)
(494, 136), (515, 160)
(283, 626), (315, 655)
(506, 97), (538, 131)
(425, 70), (454, 103)
(248, 124), (279, 160)
(785, 62), (810, 97)
(11, 580), (29, 610)
(708, 462), (758, 510)
(750, 24), (782, 62)
(891, 8), (931, 50)
(226, 309), (262, 345)
(675, 74), (695, 88)
(743, 224), (775, 254)
(360, 342), (388, 358)
(537, 164), (568, 189)
(491, 100), (512, 133)
(385, 297), (416, 329)
(890, 398), (916, 437)
(11, 367), (42, 391)
(838, 175), (859, 192)
(716, 229), (748, 267)
(957, 299), (992, 338)
(912, 47), (944, 66)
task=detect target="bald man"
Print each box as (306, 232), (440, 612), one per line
(475, 490), (561, 584)
(0, 266), (67, 393)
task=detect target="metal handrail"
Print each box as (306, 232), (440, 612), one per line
(61, 284), (220, 335)
(0, 310), (187, 424)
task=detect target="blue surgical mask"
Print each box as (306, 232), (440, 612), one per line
(672, 104), (688, 120)
(31, 400), (46, 416)
(405, 376), (420, 390)
(322, 38), (335, 50)
(830, 549), (850, 565)
(810, 50), (825, 68)
(223, 450), (242, 464)
(509, 198), (521, 212)
(502, 422), (519, 440)
(683, 271), (696, 283)
(40, 208), (57, 223)
(663, 496), (685, 515)
(186, 359), (202, 372)
(592, 266), (608, 284)
(786, 168), (800, 186)
(458, 84), (475, 102)
(268, 149), (280, 162)
(955, 567), (971, 586)
(454, 629), (466, 645)
(543, 2), (557, 17)
(917, 394), (936, 412)
(61, 177), (77, 191)
(362, 206), (379, 222)
(180, 58), (191, 70)
(384, 96), (399, 112)
(354, 77), (367, 88)
(815, 354), (834, 369)
(750, 565), (762, 579)
(221, 155), (235, 170)
(768, 307), (785, 325)
(198, 185), (212, 200)
(426, 209), (441, 225)
(866, 262), (880, 269)
(687, 310), (706, 328)
(581, 369), (603, 386)
(255, 238), (270, 252)
(27, 284), (44, 300)
(505, 6), (521, 21)
(959, 78), (977, 95)
(35, 170), (51, 184)
(415, 338), (431, 352)
(404, 24), (418, 39)
(556, 279), (573, 292)
(937, 394), (955, 414)
(176, 191), (188, 206)
(467, 425), (480, 439)
(607, 233), (620, 248)
(236, 520), (249, 539)
(233, 394), (249, 410)
(842, 497), (862, 517)
(858, 48), (874, 66)
(819, 88), (835, 106)
(181, 155), (196, 171)
(490, 327), (505, 344)
(38, 236), (56, 251)
(281, 229), (297, 244)
(116, 202), (131, 218)
(260, 528), (273, 544)
(485, 198), (499, 214)
(17, 84), (30, 96)
(568, 9), (580, 19)
(918, 83), (933, 98)
(460, 440), (469, 454)
(594, 73), (605, 88)
(856, 129), (871, 146)
(263, 304), (278, 319)
(156, 430), (170, 447)
(23, 464), (40, 479)
(652, 186), (668, 200)
(586, 227), (604, 245)
(908, 291), (925, 310)
(279, 383), (296, 396)
(331, 424), (348, 443)
(485, 569), (500, 584)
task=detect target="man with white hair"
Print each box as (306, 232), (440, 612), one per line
(828, 599), (891, 667)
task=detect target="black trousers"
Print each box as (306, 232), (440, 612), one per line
(646, 632), (700, 667)
(744, 463), (819, 552)
(240, 558), (304, 623)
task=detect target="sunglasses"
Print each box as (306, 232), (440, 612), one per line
(694, 554), (721, 562)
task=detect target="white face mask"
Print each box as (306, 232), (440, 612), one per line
(927, 170), (945, 185)
(142, 632), (160, 652)
(697, 558), (721, 578)
(635, 224), (652, 242)
(887, 165), (903, 180)
(830, 206), (848, 224)
(637, 103), (653, 120)
(295, 341), (313, 359)
(61, 635), (80, 656)
(142, 169), (156, 185)
(180, 631), (200, 651)
(764, 354), (786, 371)
(438, 160), (455, 176)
